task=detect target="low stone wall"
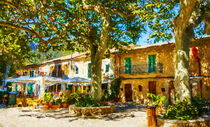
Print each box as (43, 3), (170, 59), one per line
(157, 116), (210, 127)
(69, 105), (115, 117)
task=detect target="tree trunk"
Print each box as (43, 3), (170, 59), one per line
(174, 25), (194, 102)
(1, 62), (11, 90)
(173, 0), (197, 102)
(90, 46), (103, 100)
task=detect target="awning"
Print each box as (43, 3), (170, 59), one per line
(66, 77), (90, 84)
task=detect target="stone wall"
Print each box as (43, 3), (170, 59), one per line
(119, 78), (172, 104)
(157, 116), (210, 127)
(115, 36), (210, 102)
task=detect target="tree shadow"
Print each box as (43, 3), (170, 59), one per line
(18, 102), (146, 122)
(81, 102), (146, 121)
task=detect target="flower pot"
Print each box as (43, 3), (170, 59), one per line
(51, 105), (61, 109)
(49, 102), (52, 107)
(62, 103), (69, 108)
(101, 101), (108, 105)
(44, 104), (50, 109)
(109, 99), (116, 103)
(146, 106), (157, 127)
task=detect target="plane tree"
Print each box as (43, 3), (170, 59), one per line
(1, 0), (208, 100)
(0, 0), (156, 99)
(135, 0), (209, 101)
(0, 27), (32, 90)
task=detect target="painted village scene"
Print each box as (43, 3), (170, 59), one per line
(0, 0), (210, 127)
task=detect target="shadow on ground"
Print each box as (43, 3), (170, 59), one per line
(18, 102), (146, 122)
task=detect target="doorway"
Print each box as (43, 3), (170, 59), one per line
(125, 84), (133, 102)
(168, 81), (175, 105)
(149, 81), (156, 95)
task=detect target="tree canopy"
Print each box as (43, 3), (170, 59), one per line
(0, 0), (209, 98)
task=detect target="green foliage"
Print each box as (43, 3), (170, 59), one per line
(109, 78), (121, 100)
(62, 90), (75, 104)
(192, 96), (207, 116)
(0, 90), (9, 103)
(164, 100), (199, 120)
(43, 92), (52, 104)
(147, 93), (167, 106)
(74, 92), (103, 107)
(52, 98), (62, 105)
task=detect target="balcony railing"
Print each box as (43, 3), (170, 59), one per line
(115, 63), (163, 74)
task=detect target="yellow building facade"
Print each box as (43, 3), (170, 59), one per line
(114, 36), (210, 104)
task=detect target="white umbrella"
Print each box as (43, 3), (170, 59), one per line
(6, 76), (35, 83)
(30, 76), (67, 83)
(66, 77), (90, 84)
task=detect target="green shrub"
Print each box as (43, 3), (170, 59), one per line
(192, 96), (207, 115)
(62, 90), (75, 104)
(147, 93), (167, 106)
(0, 90), (9, 103)
(164, 100), (199, 120)
(103, 78), (121, 101)
(74, 92), (103, 107)
(43, 92), (52, 104)
(52, 98), (62, 105)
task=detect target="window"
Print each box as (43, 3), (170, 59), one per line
(23, 84), (26, 91)
(23, 71), (27, 76)
(75, 65), (79, 74)
(88, 63), (91, 78)
(138, 85), (142, 91)
(125, 57), (132, 74)
(15, 84), (18, 93)
(30, 71), (34, 77)
(105, 64), (110, 72)
(68, 85), (73, 91)
(38, 85), (40, 93)
(83, 86), (86, 90)
(148, 55), (156, 73)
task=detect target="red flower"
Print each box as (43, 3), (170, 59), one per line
(192, 47), (199, 62)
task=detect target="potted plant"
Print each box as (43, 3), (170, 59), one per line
(62, 91), (73, 108)
(43, 92), (52, 109)
(51, 98), (61, 109)
(146, 93), (167, 115)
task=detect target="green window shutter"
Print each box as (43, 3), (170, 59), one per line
(105, 64), (110, 72)
(23, 84), (26, 91)
(88, 63), (91, 78)
(15, 84), (18, 93)
(27, 84), (33, 95)
(75, 65), (79, 74)
(38, 85), (40, 93)
(148, 55), (156, 73)
(125, 57), (132, 74)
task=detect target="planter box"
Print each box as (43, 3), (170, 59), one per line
(69, 105), (115, 117)
(157, 115), (210, 127)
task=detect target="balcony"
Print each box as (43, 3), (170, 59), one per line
(116, 63), (163, 74)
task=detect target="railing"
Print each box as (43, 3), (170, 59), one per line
(115, 63), (163, 74)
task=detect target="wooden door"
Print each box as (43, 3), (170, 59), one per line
(125, 84), (132, 102)
(149, 81), (156, 95)
(168, 81), (175, 105)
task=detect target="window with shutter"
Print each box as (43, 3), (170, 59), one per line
(88, 63), (91, 78)
(75, 65), (79, 74)
(105, 64), (110, 72)
(30, 71), (34, 77)
(148, 55), (156, 73)
(125, 57), (132, 74)
(15, 84), (18, 93)
(23, 84), (26, 91)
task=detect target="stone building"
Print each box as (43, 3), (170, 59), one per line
(14, 52), (114, 95)
(113, 36), (210, 104)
